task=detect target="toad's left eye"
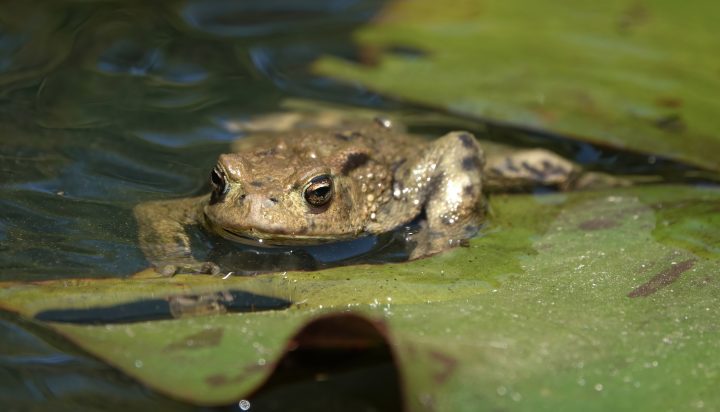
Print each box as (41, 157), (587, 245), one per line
(303, 174), (333, 208)
(210, 166), (229, 202)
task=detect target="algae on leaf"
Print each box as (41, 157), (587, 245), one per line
(315, 0), (720, 171)
(0, 185), (718, 410)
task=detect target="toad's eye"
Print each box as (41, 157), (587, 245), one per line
(303, 174), (333, 208)
(210, 166), (228, 202)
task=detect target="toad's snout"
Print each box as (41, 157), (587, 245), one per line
(245, 193), (280, 211)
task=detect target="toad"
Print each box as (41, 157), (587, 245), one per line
(135, 113), (603, 276)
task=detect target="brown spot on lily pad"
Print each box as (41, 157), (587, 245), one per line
(428, 350), (458, 384)
(628, 259), (695, 298)
(656, 97), (683, 109)
(164, 327), (224, 352)
(578, 217), (618, 231)
(654, 114), (686, 134)
(617, 2), (649, 33)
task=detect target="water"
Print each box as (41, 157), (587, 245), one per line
(0, 0), (393, 281)
(0, 1), (400, 409)
(0, 0), (715, 409)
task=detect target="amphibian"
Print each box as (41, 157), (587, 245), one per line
(135, 113), (596, 276)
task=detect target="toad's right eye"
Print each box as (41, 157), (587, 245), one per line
(303, 174), (333, 209)
(210, 166), (229, 202)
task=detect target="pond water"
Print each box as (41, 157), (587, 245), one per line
(0, 0), (714, 410)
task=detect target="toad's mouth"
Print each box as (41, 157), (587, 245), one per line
(221, 227), (351, 247)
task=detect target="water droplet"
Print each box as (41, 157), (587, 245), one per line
(238, 399), (251, 411)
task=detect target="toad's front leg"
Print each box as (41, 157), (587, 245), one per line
(379, 131), (486, 259)
(134, 196), (220, 276)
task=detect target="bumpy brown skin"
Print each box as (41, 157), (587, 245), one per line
(135, 115), (592, 276)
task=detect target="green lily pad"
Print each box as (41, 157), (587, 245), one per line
(0, 185), (718, 410)
(314, 0), (720, 171)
